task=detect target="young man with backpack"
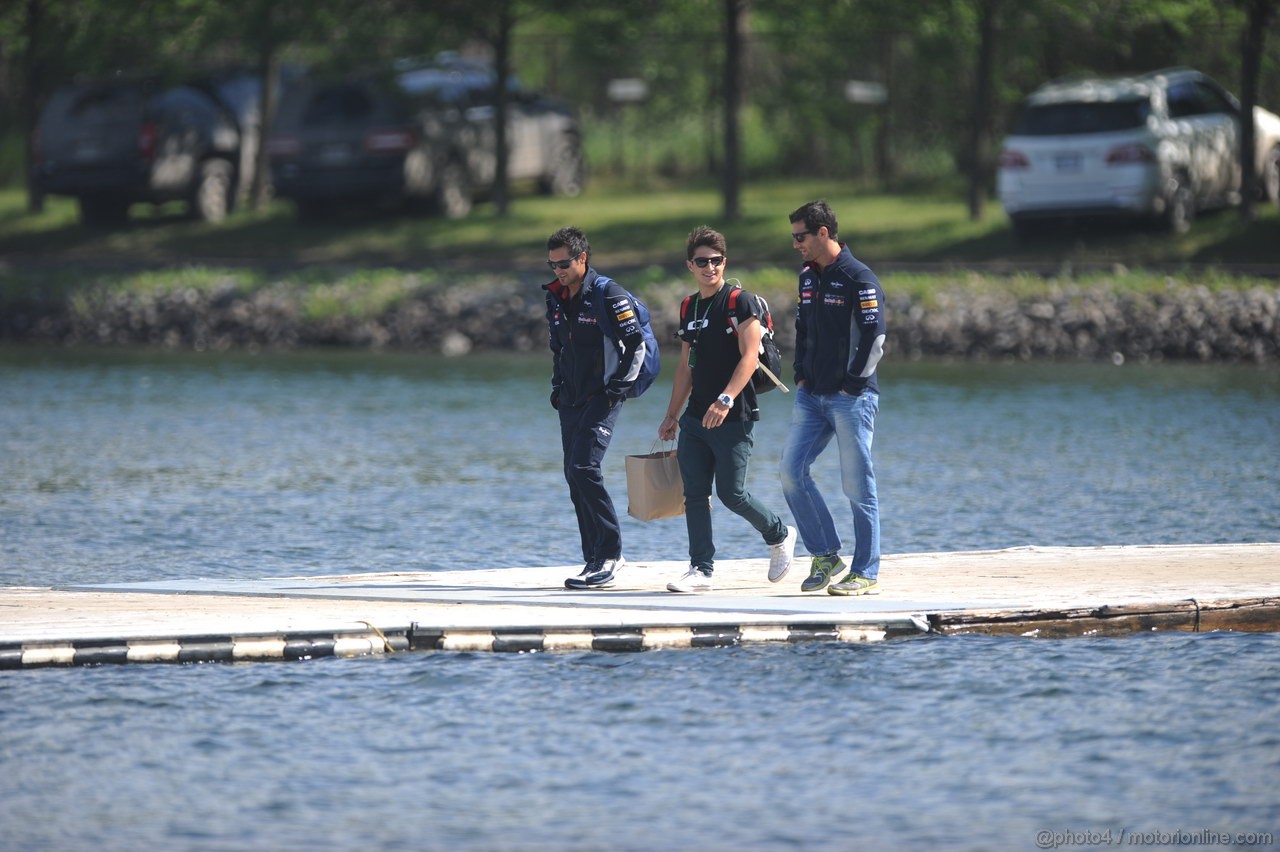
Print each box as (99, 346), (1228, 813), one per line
(544, 226), (658, 590)
(657, 226), (796, 593)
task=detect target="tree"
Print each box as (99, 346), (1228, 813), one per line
(1238, 0), (1278, 221)
(966, 0), (1000, 221)
(21, 0), (42, 213)
(722, 0), (746, 221)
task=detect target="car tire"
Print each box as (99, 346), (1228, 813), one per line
(192, 159), (234, 223)
(1164, 178), (1194, 234)
(539, 139), (585, 198)
(433, 157), (472, 219)
(1263, 146), (1280, 206)
(295, 199), (335, 222)
(1011, 217), (1048, 242)
(78, 195), (130, 227)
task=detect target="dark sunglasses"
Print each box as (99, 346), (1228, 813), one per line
(791, 229), (816, 242)
(691, 255), (725, 268)
(546, 258), (577, 270)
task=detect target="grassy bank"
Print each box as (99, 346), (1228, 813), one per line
(4, 263), (1277, 326)
(3, 179), (1279, 271)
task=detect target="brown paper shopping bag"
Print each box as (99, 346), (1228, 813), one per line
(625, 443), (684, 521)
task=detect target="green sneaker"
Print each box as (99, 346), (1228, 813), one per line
(800, 554), (845, 592)
(828, 570), (880, 596)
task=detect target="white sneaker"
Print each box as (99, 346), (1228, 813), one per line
(768, 525), (797, 583)
(666, 565), (713, 593)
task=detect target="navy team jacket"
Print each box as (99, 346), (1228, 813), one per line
(794, 244), (887, 396)
(544, 268), (646, 408)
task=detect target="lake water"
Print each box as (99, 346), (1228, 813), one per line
(2, 346), (1278, 849)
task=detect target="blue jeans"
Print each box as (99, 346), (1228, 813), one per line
(779, 386), (880, 579)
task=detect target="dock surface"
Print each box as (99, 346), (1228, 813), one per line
(2, 543), (1278, 668)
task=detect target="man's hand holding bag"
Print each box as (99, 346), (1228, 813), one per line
(625, 442), (684, 521)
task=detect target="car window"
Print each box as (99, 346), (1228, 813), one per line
(1014, 99), (1150, 136)
(1167, 82), (1232, 118)
(300, 84), (404, 126)
(398, 63), (522, 109)
(1189, 82), (1234, 116)
(400, 67), (491, 105)
(69, 86), (144, 121)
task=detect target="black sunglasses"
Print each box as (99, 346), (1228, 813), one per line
(546, 258), (577, 270)
(691, 255), (725, 268)
(791, 229), (816, 242)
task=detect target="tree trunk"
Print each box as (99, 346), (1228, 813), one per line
(722, 0), (746, 223)
(493, 1), (514, 217)
(967, 0), (999, 222)
(1238, 0), (1273, 222)
(875, 33), (896, 182)
(23, 0), (45, 214)
(251, 2), (280, 213)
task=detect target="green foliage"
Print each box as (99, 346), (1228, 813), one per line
(3, 0), (1279, 196)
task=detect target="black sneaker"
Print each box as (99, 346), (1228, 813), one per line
(565, 556), (624, 590)
(564, 560), (602, 589)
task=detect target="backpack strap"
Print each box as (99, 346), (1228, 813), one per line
(725, 285), (743, 334)
(591, 274), (620, 339)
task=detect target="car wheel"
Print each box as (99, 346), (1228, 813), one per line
(78, 195), (130, 227)
(1165, 178), (1194, 234)
(193, 159), (234, 223)
(1263, 146), (1280, 206)
(295, 199), (335, 222)
(1011, 217), (1047, 242)
(539, 139), (585, 198)
(434, 157), (472, 219)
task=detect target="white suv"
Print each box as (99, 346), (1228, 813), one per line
(997, 67), (1280, 235)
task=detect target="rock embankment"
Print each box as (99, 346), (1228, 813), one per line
(3, 277), (1277, 363)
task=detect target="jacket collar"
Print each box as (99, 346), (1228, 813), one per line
(802, 243), (857, 277)
(544, 267), (601, 301)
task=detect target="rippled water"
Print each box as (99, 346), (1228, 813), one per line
(2, 346), (1278, 849)
(1, 347), (1277, 586)
(3, 634), (1278, 850)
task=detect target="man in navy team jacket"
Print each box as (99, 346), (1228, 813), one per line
(780, 200), (887, 596)
(544, 226), (647, 590)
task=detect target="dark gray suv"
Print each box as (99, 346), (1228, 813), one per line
(34, 74), (256, 226)
(267, 57), (584, 220)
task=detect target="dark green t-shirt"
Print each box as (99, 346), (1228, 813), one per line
(675, 285), (766, 422)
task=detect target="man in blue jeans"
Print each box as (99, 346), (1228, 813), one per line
(780, 200), (886, 595)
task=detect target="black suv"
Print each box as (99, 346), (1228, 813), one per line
(34, 73), (258, 226)
(267, 56), (584, 220)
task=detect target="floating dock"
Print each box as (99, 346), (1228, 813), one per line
(2, 543), (1278, 669)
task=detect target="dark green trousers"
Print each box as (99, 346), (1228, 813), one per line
(677, 414), (787, 572)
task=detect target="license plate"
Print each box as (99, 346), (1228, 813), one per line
(318, 143), (351, 164)
(1054, 152), (1082, 172)
(73, 139), (104, 161)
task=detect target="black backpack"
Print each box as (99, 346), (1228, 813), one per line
(679, 284), (787, 394)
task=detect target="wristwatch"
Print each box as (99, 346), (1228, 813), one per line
(716, 393), (734, 407)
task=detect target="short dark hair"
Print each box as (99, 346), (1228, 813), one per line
(789, 200), (838, 240)
(685, 225), (727, 260)
(547, 226), (590, 263)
